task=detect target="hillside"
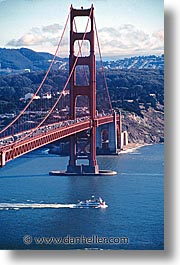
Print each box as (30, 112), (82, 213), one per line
(0, 48), (164, 75)
(0, 67), (164, 144)
(122, 107), (164, 144)
(0, 48), (67, 73)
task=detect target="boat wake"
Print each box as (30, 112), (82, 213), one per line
(0, 203), (76, 210)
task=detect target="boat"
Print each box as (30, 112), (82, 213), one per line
(74, 196), (108, 208)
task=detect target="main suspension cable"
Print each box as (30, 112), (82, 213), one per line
(0, 10), (70, 136)
(94, 17), (113, 112)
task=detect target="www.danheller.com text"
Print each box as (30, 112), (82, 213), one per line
(23, 235), (129, 245)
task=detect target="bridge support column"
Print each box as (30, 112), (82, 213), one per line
(117, 111), (123, 150)
(108, 112), (117, 153)
(96, 111), (121, 154)
(0, 151), (6, 167)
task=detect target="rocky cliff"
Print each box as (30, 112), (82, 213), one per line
(122, 106), (164, 144)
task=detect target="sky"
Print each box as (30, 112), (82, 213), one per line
(0, 0), (164, 59)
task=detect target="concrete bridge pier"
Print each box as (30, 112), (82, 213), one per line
(96, 111), (123, 154)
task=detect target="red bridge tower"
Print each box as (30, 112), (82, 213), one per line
(67, 5), (99, 174)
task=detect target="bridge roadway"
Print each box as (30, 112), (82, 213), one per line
(0, 114), (118, 167)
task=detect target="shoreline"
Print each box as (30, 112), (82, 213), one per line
(118, 143), (153, 154)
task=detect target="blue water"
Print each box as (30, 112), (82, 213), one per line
(0, 144), (164, 250)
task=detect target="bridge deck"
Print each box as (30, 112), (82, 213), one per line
(0, 115), (116, 167)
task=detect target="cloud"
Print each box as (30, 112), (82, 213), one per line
(6, 22), (164, 57)
(152, 30), (164, 41)
(98, 24), (164, 56)
(42, 24), (63, 34)
(7, 33), (44, 46)
(6, 23), (65, 50)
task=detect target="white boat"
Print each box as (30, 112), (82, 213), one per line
(74, 196), (108, 208)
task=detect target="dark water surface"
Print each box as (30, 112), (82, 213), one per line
(0, 144), (164, 250)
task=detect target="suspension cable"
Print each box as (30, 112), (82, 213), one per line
(0, 10), (70, 136)
(94, 17), (113, 112)
(13, 6), (93, 145)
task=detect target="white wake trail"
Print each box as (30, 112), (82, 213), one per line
(0, 203), (76, 210)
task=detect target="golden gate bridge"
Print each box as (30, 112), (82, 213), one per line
(0, 5), (123, 175)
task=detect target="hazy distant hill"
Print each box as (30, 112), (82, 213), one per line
(0, 48), (34, 70)
(101, 54), (164, 70)
(0, 48), (67, 73)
